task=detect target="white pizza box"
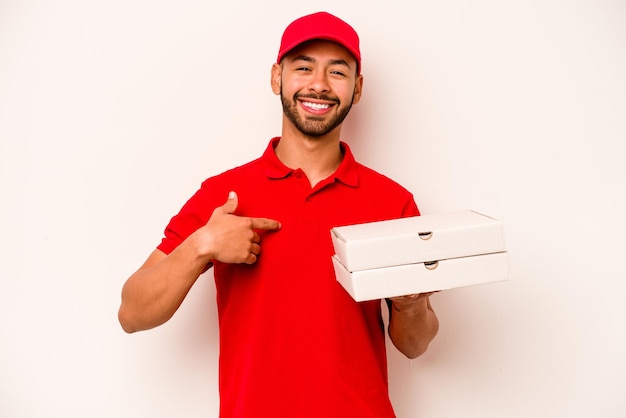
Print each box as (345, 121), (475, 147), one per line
(332, 251), (511, 302)
(330, 210), (506, 272)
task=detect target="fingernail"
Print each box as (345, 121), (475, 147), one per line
(228, 191), (236, 200)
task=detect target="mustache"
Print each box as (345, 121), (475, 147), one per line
(296, 93), (340, 104)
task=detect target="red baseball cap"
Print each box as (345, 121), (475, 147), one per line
(277, 12), (361, 74)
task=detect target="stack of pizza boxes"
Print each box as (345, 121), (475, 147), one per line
(330, 210), (511, 302)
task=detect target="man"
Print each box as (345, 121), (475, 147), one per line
(118, 11), (438, 418)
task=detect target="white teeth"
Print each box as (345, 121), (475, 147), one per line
(303, 101), (330, 110)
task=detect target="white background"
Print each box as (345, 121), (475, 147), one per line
(1, 1), (625, 417)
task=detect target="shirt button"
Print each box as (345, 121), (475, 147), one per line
(305, 196), (312, 203)
(293, 171), (302, 179)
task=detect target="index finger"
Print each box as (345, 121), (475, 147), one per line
(250, 217), (281, 231)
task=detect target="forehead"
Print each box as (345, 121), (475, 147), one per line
(284, 39), (357, 68)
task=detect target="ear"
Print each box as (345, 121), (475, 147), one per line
(271, 63), (282, 95)
(352, 74), (364, 105)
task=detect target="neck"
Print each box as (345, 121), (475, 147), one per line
(275, 126), (344, 187)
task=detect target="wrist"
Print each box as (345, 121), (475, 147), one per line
(187, 229), (216, 264)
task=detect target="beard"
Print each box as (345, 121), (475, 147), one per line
(280, 90), (354, 137)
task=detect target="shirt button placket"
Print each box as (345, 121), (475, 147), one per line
(303, 193), (317, 226)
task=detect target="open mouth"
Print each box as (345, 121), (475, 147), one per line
(300, 100), (334, 113)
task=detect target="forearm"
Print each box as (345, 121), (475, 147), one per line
(388, 295), (439, 359)
(118, 236), (212, 333)
(118, 192), (281, 333)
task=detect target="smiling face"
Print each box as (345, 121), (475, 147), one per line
(272, 40), (363, 138)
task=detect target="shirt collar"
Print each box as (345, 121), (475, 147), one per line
(262, 137), (359, 187)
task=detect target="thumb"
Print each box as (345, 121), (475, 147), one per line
(221, 190), (238, 214)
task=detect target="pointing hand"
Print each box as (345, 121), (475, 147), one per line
(199, 191), (281, 264)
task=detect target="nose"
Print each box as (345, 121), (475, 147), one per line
(307, 70), (330, 93)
